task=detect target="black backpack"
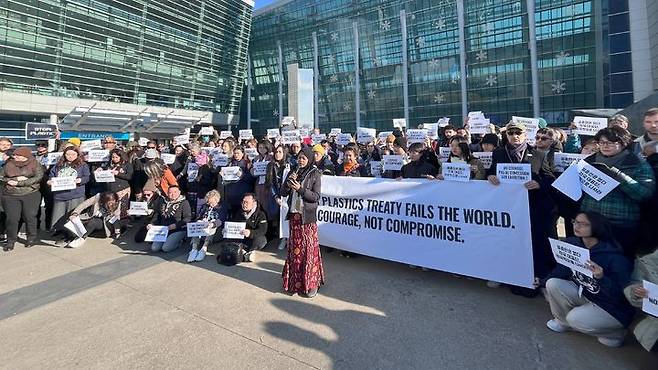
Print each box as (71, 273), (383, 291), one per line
(217, 242), (245, 266)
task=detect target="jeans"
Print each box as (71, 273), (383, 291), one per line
(2, 191), (41, 243)
(151, 230), (186, 253)
(51, 197), (84, 231)
(545, 278), (625, 340)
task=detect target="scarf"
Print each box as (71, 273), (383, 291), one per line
(506, 142), (528, 163)
(595, 150), (631, 169)
(4, 157), (39, 178)
(195, 151), (209, 166)
(343, 162), (357, 175)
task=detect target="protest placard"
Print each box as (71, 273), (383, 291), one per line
(469, 118), (491, 135)
(573, 116), (608, 136)
(577, 161), (620, 201)
(382, 155), (404, 171)
(393, 118), (407, 129)
(43, 152), (63, 166)
(407, 129), (427, 144)
(300, 127), (310, 138)
(145, 226), (169, 242)
(245, 147), (258, 160)
(642, 280), (658, 317)
(496, 163), (532, 184)
(336, 133), (352, 146)
(224, 222), (246, 239)
(267, 128), (280, 139)
(281, 116), (295, 126)
(549, 238), (593, 277)
(329, 128), (342, 136)
(442, 163), (471, 182)
(80, 139), (102, 152)
(173, 134), (190, 146)
(281, 130), (301, 145)
(199, 126), (214, 136)
(424, 123), (438, 139)
(187, 221), (212, 237)
(86, 149), (110, 162)
(253, 161), (270, 176)
(357, 128), (377, 144)
(438, 147), (451, 162)
(369, 161), (382, 177)
(160, 153), (176, 165)
(472, 151), (492, 169)
(554, 153), (587, 173)
(51, 176), (77, 191)
(239, 129), (253, 141)
(378, 131), (393, 141)
(551, 163), (583, 201)
(187, 163), (199, 181)
(138, 137), (149, 146)
(312, 134), (326, 144)
(212, 154), (229, 167)
(94, 170), (115, 183)
(25, 122), (57, 140)
(438, 117), (450, 127)
(468, 111), (484, 119)
(219, 131), (232, 139)
(128, 201), (149, 216)
(64, 216), (87, 238)
(221, 166), (241, 181)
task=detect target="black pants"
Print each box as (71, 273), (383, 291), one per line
(62, 217), (110, 240)
(2, 191), (41, 243)
(243, 235), (267, 252)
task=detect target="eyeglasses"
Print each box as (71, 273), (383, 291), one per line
(104, 141), (116, 144)
(147, 146), (156, 149)
(571, 220), (591, 227)
(507, 130), (523, 136)
(598, 140), (620, 147)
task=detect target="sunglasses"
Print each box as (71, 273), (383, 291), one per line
(507, 130), (523, 136)
(536, 136), (552, 141)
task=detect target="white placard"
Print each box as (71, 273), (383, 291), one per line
(382, 155), (404, 171)
(378, 131), (393, 141)
(469, 118), (491, 135)
(549, 238), (593, 278)
(139, 137), (149, 147)
(220, 166), (241, 181)
(336, 133), (352, 146)
(512, 116), (540, 145)
(473, 152), (493, 169)
(438, 147), (451, 162)
(642, 280), (658, 317)
(51, 176), (77, 191)
(244, 147), (258, 160)
(173, 134), (190, 146)
(94, 170), (115, 183)
(220, 131), (232, 139)
(551, 163), (583, 201)
(329, 128), (342, 137)
(496, 163), (532, 184)
(187, 162), (199, 182)
(407, 129), (428, 144)
(267, 128), (280, 139)
(424, 123), (439, 139)
(161, 153), (176, 165)
(281, 116), (295, 126)
(200, 126), (214, 136)
(442, 163), (471, 182)
(239, 129), (253, 141)
(64, 216), (87, 238)
(369, 161), (382, 177)
(80, 139), (102, 152)
(573, 116), (608, 136)
(128, 201), (149, 216)
(312, 134), (326, 144)
(212, 154), (229, 167)
(145, 226), (169, 242)
(281, 130), (301, 145)
(86, 149), (110, 163)
(300, 128), (310, 138)
(253, 161), (270, 176)
(554, 153), (587, 173)
(468, 111), (484, 119)
(393, 118), (407, 128)
(43, 152), (63, 166)
(578, 161), (620, 201)
(357, 128), (377, 144)
(187, 221), (212, 237)
(224, 222), (246, 239)
(437, 117), (450, 127)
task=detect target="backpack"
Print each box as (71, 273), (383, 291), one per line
(217, 241), (245, 266)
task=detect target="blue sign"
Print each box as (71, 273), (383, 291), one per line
(60, 131), (131, 141)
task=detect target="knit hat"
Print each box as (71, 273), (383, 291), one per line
(144, 148), (159, 159)
(538, 117), (548, 128)
(480, 133), (500, 147)
(312, 144), (325, 156)
(67, 138), (81, 147)
(298, 146), (314, 162)
(13, 147), (33, 159)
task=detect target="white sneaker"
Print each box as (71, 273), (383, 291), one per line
(597, 337), (624, 348)
(67, 238), (86, 249)
(195, 247), (207, 262)
(546, 319), (570, 333)
(244, 251), (256, 262)
(187, 249), (198, 263)
(486, 281), (501, 288)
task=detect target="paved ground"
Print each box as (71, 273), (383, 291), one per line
(0, 229), (654, 369)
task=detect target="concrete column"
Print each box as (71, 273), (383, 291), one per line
(457, 1), (468, 118)
(400, 10), (409, 125)
(526, 0), (540, 117)
(354, 22), (361, 130)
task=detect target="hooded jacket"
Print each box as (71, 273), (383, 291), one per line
(150, 195), (192, 232)
(547, 237), (635, 327)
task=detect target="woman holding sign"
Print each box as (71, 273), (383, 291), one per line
(280, 147), (323, 298)
(252, 139), (273, 217)
(48, 147), (90, 233)
(0, 147), (44, 251)
(100, 149), (133, 219)
(544, 211), (634, 348)
(266, 145), (289, 243)
(444, 136), (485, 180)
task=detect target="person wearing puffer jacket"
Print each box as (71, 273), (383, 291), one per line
(147, 185), (191, 253)
(624, 248), (658, 352)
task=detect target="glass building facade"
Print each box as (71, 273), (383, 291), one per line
(0, 0), (253, 144)
(244, 0), (627, 135)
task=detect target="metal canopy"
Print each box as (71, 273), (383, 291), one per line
(59, 106), (209, 136)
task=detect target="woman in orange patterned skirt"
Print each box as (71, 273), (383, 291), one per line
(280, 147), (324, 298)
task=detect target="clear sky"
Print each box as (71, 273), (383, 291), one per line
(254, 0), (277, 9)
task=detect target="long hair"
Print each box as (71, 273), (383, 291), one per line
(143, 158), (167, 180)
(578, 211), (616, 243)
(110, 148), (127, 165)
(449, 136), (475, 162)
(99, 192), (119, 213)
(56, 147), (85, 169)
(273, 144), (289, 165)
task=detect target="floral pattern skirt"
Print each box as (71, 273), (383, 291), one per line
(282, 213), (324, 294)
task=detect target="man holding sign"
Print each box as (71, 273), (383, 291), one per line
(218, 193), (267, 263)
(543, 212), (634, 348)
(146, 186), (191, 253)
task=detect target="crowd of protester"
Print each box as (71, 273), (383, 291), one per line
(0, 108), (657, 351)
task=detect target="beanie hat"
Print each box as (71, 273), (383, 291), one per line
(13, 147), (33, 158)
(481, 133), (500, 147)
(67, 138), (81, 147)
(298, 146), (314, 162)
(538, 117), (548, 128)
(312, 144), (325, 156)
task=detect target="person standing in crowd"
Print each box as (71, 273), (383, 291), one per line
(99, 149), (133, 218)
(280, 147), (323, 298)
(133, 180), (160, 243)
(312, 144), (335, 175)
(132, 148), (160, 201)
(479, 133), (500, 153)
(337, 147), (366, 177)
(581, 126), (655, 257)
(187, 190), (227, 263)
(142, 158), (178, 198)
(34, 140), (53, 230)
(438, 136), (485, 180)
(0, 147), (44, 251)
(147, 185), (191, 253)
(63, 192), (122, 248)
(438, 125), (457, 147)
(252, 139), (273, 216)
(487, 121), (556, 296)
(266, 144), (289, 247)
(169, 145), (188, 177)
(400, 142), (440, 179)
(636, 108), (658, 253)
(221, 146), (254, 215)
(220, 193), (268, 262)
(534, 127), (562, 168)
(48, 147), (90, 231)
(624, 247), (658, 352)
(362, 141), (381, 176)
(0, 137), (14, 242)
(543, 212), (634, 348)
(289, 142), (302, 168)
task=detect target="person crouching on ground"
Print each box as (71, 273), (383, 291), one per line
(63, 192), (122, 248)
(220, 193), (267, 262)
(543, 211), (634, 347)
(147, 185), (191, 253)
(187, 190), (227, 263)
(624, 247), (658, 352)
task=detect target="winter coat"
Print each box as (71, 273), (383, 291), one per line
(49, 163), (90, 201)
(196, 202), (228, 228)
(101, 162), (133, 193)
(401, 160), (439, 179)
(624, 250), (658, 351)
(71, 193), (121, 237)
(0, 159), (43, 196)
(230, 205), (268, 241)
(220, 159), (254, 210)
(280, 166), (321, 225)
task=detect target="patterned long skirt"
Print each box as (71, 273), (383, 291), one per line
(282, 213), (324, 294)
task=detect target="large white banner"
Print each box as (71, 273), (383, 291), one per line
(316, 177), (534, 288)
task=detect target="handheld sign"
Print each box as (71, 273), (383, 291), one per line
(281, 130), (301, 145)
(378, 131), (393, 141)
(437, 117), (450, 127)
(44, 152), (63, 167)
(311, 134), (326, 144)
(369, 161), (382, 177)
(25, 122), (57, 140)
(424, 123), (439, 139)
(139, 137), (149, 147)
(642, 280), (658, 318)
(199, 126), (214, 136)
(468, 111), (484, 119)
(473, 151), (492, 169)
(187, 221), (213, 237)
(86, 149), (110, 163)
(253, 161), (270, 176)
(174, 134), (190, 146)
(552, 163), (583, 201)
(554, 153), (587, 173)
(393, 118), (407, 129)
(577, 161), (620, 201)
(336, 133), (352, 146)
(224, 222), (247, 239)
(573, 116), (608, 136)
(219, 131), (232, 139)
(212, 154), (229, 167)
(160, 153), (176, 165)
(329, 128), (342, 137)
(382, 155), (404, 171)
(145, 226), (169, 242)
(267, 128), (280, 139)
(442, 163), (471, 182)
(64, 216), (87, 238)
(221, 166), (241, 181)
(51, 176), (77, 191)
(299, 127), (310, 138)
(244, 147), (258, 160)
(496, 163), (532, 184)
(187, 163), (199, 182)
(239, 129), (253, 141)
(80, 139), (102, 152)
(128, 201), (149, 216)
(357, 128), (377, 144)
(281, 116), (295, 126)
(468, 117), (491, 135)
(438, 147), (451, 162)
(549, 238), (593, 278)
(94, 170), (115, 183)
(407, 129), (427, 144)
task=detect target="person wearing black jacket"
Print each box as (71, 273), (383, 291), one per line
(312, 144), (335, 175)
(543, 212), (634, 348)
(147, 185), (191, 253)
(98, 149), (133, 218)
(399, 143), (440, 179)
(222, 193), (268, 262)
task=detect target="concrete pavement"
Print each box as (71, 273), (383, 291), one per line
(0, 232), (654, 370)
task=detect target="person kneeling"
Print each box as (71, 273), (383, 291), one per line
(543, 212), (634, 347)
(147, 185), (191, 253)
(219, 193), (267, 263)
(63, 192), (122, 248)
(187, 190), (227, 263)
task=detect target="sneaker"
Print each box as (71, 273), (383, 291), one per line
(67, 238), (86, 249)
(486, 281), (501, 288)
(187, 249), (199, 263)
(195, 247), (207, 262)
(244, 251), (256, 262)
(546, 319), (570, 333)
(278, 238), (287, 250)
(597, 337), (624, 348)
